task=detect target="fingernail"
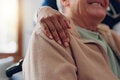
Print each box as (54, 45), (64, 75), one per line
(49, 35), (53, 39)
(67, 25), (71, 29)
(57, 40), (62, 45)
(66, 21), (71, 29)
(64, 42), (69, 47)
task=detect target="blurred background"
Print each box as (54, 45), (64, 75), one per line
(0, 0), (42, 80)
(0, 0), (42, 61)
(0, 0), (120, 80)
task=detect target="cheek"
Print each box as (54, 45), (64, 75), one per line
(86, 8), (107, 21)
(78, 4), (88, 16)
(70, 0), (89, 18)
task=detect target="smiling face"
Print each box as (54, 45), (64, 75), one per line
(62, 0), (109, 29)
(85, 0), (109, 19)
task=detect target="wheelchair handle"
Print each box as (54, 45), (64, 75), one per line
(6, 59), (23, 78)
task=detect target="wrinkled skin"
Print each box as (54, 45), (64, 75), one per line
(37, 0), (109, 47)
(37, 6), (71, 47)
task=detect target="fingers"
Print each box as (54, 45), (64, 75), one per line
(41, 17), (62, 45)
(40, 19), (53, 39)
(59, 18), (70, 42)
(58, 17), (69, 47)
(38, 8), (71, 47)
(64, 20), (71, 29)
(52, 15), (70, 47)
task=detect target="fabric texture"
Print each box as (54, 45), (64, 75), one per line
(77, 26), (120, 78)
(23, 22), (120, 80)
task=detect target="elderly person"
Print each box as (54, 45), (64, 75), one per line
(23, 0), (120, 80)
(41, 0), (120, 29)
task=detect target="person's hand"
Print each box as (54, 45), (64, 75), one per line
(37, 6), (71, 47)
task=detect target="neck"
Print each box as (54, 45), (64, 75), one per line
(75, 19), (98, 32)
(72, 16), (99, 32)
(64, 11), (101, 32)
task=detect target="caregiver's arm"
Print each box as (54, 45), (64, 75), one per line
(37, 6), (71, 47)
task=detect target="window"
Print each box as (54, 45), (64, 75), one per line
(0, 0), (22, 62)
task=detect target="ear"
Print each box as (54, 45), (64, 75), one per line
(61, 0), (70, 7)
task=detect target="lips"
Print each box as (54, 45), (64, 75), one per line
(87, 0), (105, 7)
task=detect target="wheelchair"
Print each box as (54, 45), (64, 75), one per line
(6, 0), (120, 79)
(6, 59), (23, 79)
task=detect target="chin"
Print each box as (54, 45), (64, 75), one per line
(96, 13), (106, 20)
(89, 10), (106, 22)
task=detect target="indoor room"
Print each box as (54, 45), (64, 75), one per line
(0, 0), (120, 80)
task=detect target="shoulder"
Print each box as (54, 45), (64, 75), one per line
(97, 23), (119, 37)
(30, 23), (72, 53)
(97, 24), (111, 33)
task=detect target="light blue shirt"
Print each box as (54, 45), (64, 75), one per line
(77, 27), (120, 79)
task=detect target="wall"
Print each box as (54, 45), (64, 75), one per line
(22, 0), (43, 56)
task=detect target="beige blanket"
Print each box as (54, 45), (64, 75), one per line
(23, 23), (119, 80)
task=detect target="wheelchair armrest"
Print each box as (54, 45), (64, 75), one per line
(6, 59), (23, 78)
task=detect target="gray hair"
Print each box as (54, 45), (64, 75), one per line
(56, 0), (63, 12)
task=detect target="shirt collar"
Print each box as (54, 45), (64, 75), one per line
(77, 26), (99, 39)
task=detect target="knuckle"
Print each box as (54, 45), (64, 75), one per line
(39, 18), (45, 23)
(56, 14), (62, 19)
(62, 36), (66, 41)
(62, 26), (67, 30)
(59, 14), (65, 19)
(45, 30), (50, 35)
(65, 32), (69, 38)
(44, 16), (51, 20)
(59, 32), (66, 39)
(40, 16), (51, 22)
(55, 36), (60, 41)
(44, 26), (48, 30)
(57, 27), (64, 33)
(50, 27), (56, 32)
(52, 14), (59, 20)
(53, 33), (59, 40)
(50, 15), (55, 20)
